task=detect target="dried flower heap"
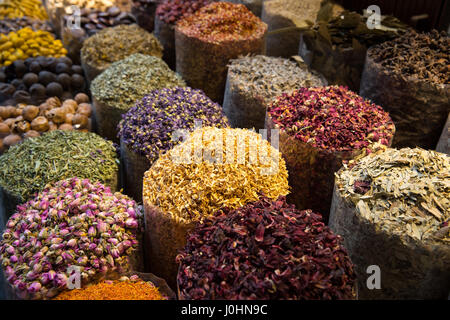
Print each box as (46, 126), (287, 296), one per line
(0, 177), (142, 299)
(177, 196), (356, 300)
(118, 87), (228, 163)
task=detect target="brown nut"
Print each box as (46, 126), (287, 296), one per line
(39, 103), (52, 116)
(46, 97), (61, 109)
(0, 106), (10, 119)
(61, 101), (77, 114)
(13, 108), (23, 117)
(48, 121), (57, 131)
(3, 134), (22, 148)
(23, 130), (40, 139)
(6, 106), (16, 118)
(0, 122), (10, 138)
(47, 107), (66, 124)
(17, 103), (27, 109)
(14, 120), (31, 133)
(15, 116), (23, 122)
(0, 138), (3, 153)
(72, 114), (89, 129)
(77, 103), (92, 117)
(74, 93), (89, 104)
(58, 123), (73, 131)
(3, 118), (15, 128)
(65, 113), (75, 124)
(23, 105), (40, 121)
(31, 116), (50, 132)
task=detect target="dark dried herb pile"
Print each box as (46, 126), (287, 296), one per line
(118, 87), (228, 163)
(0, 130), (118, 202)
(369, 30), (449, 85)
(268, 86), (395, 152)
(177, 196), (356, 300)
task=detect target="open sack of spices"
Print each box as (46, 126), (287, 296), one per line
(360, 30), (449, 149)
(143, 127), (289, 287)
(90, 53), (185, 142)
(0, 177), (143, 300)
(330, 146), (450, 299)
(118, 86), (228, 201)
(266, 86), (395, 222)
(53, 273), (175, 300)
(177, 195), (357, 300)
(300, 9), (409, 92)
(0, 94), (92, 155)
(0, 55), (87, 106)
(223, 55), (325, 130)
(61, 6), (136, 64)
(262, 0), (322, 58)
(155, 0), (213, 69)
(175, 1), (267, 103)
(0, 130), (119, 228)
(81, 24), (163, 83)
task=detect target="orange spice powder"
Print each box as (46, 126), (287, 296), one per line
(53, 280), (167, 300)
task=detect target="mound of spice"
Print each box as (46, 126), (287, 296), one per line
(81, 24), (163, 82)
(118, 86), (228, 200)
(90, 53), (186, 141)
(155, 0), (212, 68)
(54, 276), (166, 300)
(267, 85), (395, 220)
(0, 94), (93, 155)
(0, 28), (67, 67)
(0, 177), (142, 300)
(360, 30), (449, 149)
(175, 2), (267, 102)
(330, 146), (450, 299)
(224, 55), (325, 129)
(0, 17), (53, 35)
(143, 127), (289, 285)
(177, 195), (356, 300)
(301, 10), (409, 91)
(0, 130), (118, 205)
(225, 0), (263, 17)
(0, 0), (48, 20)
(262, 0), (322, 57)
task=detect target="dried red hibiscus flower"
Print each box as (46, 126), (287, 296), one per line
(176, 196), (356, 300)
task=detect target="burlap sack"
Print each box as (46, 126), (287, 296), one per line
(131, 1), (158, 33)
(81, 56), (107, 85)
(436, 113), (449, 155)
(360, 51), (450, 149)
(61, 23), (87, 65)
(329, 183), (450, 300)
(92, 97), (126, 143)
(265, 113), (393, 223)
(154, 15), (176, 70)
(175, 27), (266, 103)
(120, 138), (152, 202)
(143, 201), (195, 289)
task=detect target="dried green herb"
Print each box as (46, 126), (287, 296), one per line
(224, 55), (325, 129)
(330, 145), (450, 299)
(91, 54), (185, 111)
(0, 130), (118, 202)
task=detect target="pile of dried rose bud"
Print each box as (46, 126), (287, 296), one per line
(0, 177), (142, 300)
